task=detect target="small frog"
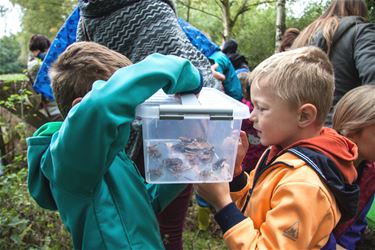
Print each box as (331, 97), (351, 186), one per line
(147, 168), (163, 180)
(163, 158), (192, 174)
(185, 153), (199, 165)
(198, 148), (214, 163)
(213, 158), (229, 171)
(179, 136), (194, 144)
(171, 142), (185, 153)
(147, 144), (162, 159)
(199, 169), (213, 181)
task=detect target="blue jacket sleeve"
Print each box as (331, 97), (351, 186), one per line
(209, 52), (243, 101)
(46, 53), (201, 194)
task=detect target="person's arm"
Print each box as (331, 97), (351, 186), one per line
(198, 180), (338, 249)
(48, 53), (201, 194)
(210, 53), (243, 100)
(354, 22), (375, 84)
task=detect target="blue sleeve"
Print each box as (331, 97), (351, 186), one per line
(47, 53), (201, 194)
(210, 52), (243, 101)
(33, 7), (80, 100)
(337, 196), (374, 249)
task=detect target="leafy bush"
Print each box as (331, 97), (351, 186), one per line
(0, 163), (72, 248)
(0, 35), (24, 74)
(0, 75), (72, 248)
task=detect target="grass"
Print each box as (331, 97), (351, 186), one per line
(183, 230), (225, 250)
(183, 198), (226, 250)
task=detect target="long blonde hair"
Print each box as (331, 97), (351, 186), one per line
(333, 85), (375, 136)
(292, 0), (368, 55)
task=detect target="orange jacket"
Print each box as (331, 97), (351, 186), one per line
(216, 128), (359, 249)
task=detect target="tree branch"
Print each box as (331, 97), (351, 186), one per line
(232, 0), (276, 25)
(176, 0), (222, 20)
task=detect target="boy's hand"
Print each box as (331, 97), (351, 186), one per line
(211, 63), (226, 81)
(195, 183), (232, 212)
(234, 131), (249, 176)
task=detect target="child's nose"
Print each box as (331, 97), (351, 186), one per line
(249, 111), (256, 122)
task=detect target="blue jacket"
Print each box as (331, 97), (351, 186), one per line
(33, 7), (80, 101)
(178, 18), (242, 101)
(27, 54), (202, 249)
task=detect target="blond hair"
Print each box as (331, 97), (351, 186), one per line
(333, 85), (375, 136)
(49, 42), (132, 117)
(292, 0), (368, 55)
(250, 46), (334, 124)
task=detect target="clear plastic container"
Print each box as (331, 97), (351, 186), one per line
(135, 87), (250, 183)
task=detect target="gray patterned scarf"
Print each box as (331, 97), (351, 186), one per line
(77, 0), (218, 160)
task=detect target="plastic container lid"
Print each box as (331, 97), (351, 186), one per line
(136, 87), (250, 120)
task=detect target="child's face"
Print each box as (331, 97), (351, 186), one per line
(249, 80), (300, 148)
(349, 124), (375, 161)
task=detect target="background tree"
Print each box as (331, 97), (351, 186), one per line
(8, 0), (76, 62)
(0, 35), (23, 74)
(177, 0), (276, 40)
(0, 5), (9, 35)
(275, 0), (286, 51)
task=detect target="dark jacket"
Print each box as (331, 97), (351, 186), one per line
(312, 16), (375, 124)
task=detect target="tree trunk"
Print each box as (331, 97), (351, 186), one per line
(0, 124), (7, 166)
(221, 0), (232, 40)
(186, 0), (192, 21)
(275, 0), (286, 52)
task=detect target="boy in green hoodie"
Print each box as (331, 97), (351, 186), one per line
(26, 41), (202, 249)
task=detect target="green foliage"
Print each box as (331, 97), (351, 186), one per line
(9, 0), (77, 37)
(0, 74), (72, 248)
(0, 35), (24, 74)
(366, 0), (375, 23)
(286, 2), (326, 31)
(8, 0), (77, 62)
(177, 0), (327, 68)
(234, 6), (277, 69)
(0, 165), (72, 248)
(177, 0), (224, 44)
(183, 230), (225, 250)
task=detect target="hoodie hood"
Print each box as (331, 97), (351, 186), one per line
(289, 127), (358, 183)
(267, 127), (359, 220)
(78, 0), (176, 17)
(268, 127), (358, 183)
(26, 122), (63, 210)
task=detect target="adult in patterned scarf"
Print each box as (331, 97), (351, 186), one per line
(77, 0), (217, 162)
(77, 1), (218, 249)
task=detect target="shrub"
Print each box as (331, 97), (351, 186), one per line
(0, 162), (72, 248)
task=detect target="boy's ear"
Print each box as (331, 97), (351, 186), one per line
(297, 103), (317, 127)
(72, 97), (83, 107)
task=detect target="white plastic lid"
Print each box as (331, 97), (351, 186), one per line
(136, 87), (250, 120)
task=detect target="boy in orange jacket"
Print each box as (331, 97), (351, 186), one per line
(196, 46), (359, 249)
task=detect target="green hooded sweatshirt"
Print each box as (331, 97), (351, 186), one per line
(26, 53), (202, 249)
